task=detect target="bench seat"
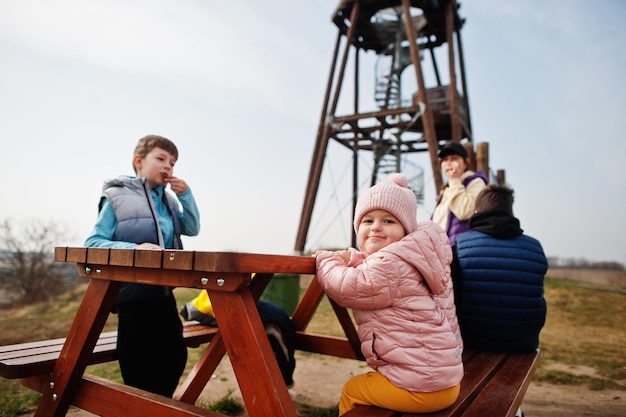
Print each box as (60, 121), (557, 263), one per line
(0, 321), (218, 380)
(342, 349), (540, 417)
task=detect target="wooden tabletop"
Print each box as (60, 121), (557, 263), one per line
(55, 246), (316, 274)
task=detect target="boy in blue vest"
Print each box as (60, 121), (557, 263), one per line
(85, 135), (200, 397)
(451, 183), (547, 353)
(451, 184), (545, 417)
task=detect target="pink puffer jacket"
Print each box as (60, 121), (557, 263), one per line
(315, 221), (463, 392)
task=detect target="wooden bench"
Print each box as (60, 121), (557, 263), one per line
(290, 278), (540, 417)
(342, 349), (540, 417)
(0, 321), (218, 380)
(2, 329), (538, 417)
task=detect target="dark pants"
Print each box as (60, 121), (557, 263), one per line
(115, 292), (187, 397)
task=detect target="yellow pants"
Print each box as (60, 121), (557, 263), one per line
(339, 371), (460, 416)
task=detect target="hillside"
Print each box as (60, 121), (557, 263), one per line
(547, 267), (626, 290)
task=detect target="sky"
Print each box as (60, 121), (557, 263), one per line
(1, 0), (625, 264)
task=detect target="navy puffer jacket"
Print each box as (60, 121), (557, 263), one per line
(452, 210), (547, 353)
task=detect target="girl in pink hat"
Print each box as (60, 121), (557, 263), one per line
(315, 173), (463, 415)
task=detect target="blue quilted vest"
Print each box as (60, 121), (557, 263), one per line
(454, 230), (547, 352)
(101, 177), (183, 304)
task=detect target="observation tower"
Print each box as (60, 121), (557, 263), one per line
(295, 0), (478, 252)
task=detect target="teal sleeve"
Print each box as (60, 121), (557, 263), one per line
(84, 199), (138, 249)
(177, 188), (200, 236)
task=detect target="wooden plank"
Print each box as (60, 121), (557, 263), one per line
(291, 276), (325, 331)
(108, 248), (134, 266)
(193, 251), (315, 274)
(53, 247), (67, 262)
(1, 325), (216, 379)
(134, 249), (164, 268)
(174, 332), (226, 404)
(341, 350), (536, 417)
(460, 351), (540, 417)
(34, 279), (120, 417)
(181, 324), (218, 348)
(329, 298), (364, 360)
(66, 247), (87, 263)
(56, 248), (317, 275)
(76, 265), (250, 293)
(209, 287), (297, 417)
(248, 273), (273, 300)
(292, 275), (362, 359)
(295, 333), (360, 360)
(400, 351), (507, 417)
(0, 332), (116, 361)
(0, 336), (77, 355)
(86, 248), (110, 265)
(22, 373), (224, 417)
(163, 250), (194, 270)
(3, 344), (118, 380)
(174, 275), (270, 404)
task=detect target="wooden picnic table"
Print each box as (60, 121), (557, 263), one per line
(28, 247), (342, 417)
(5, 246), (539, 417)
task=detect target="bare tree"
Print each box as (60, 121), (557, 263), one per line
(0, 218), (76, 305)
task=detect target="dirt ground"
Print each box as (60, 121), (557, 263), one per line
(191, 352), (626, 417)
(49, 351), (624, 417)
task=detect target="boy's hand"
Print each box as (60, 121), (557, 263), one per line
(135, 243), (162, 250)
(167, 176), (189, 195)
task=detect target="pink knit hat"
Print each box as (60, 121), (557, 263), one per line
(353, 173), (418, 234)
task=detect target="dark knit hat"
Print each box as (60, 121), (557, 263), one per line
(438, 142), (468, 159)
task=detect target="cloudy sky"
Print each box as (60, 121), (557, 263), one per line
(1, 0), (624, 264)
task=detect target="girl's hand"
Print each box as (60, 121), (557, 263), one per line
(336, 250), (350, 263)
(314, 249), (350, 264)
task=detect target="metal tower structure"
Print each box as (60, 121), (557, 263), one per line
(295, 0), (473, 253)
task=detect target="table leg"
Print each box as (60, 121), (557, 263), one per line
(291, 276), (364, 360)
(174, 332), (226, 403)
(328, 298), (364, 360)
(209, 284), (297, 417)
(33, 278), (120, 417)
(291, 275), (325, 331)
(174, 273), (273, 403)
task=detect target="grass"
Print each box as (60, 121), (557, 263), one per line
(1, 276), (624, 416)
(198, 391), (245, 416)
(534, 277), (626, 389)
(0, 391), (39, 417)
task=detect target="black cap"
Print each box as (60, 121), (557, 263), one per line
(438, 142), (468, 159)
